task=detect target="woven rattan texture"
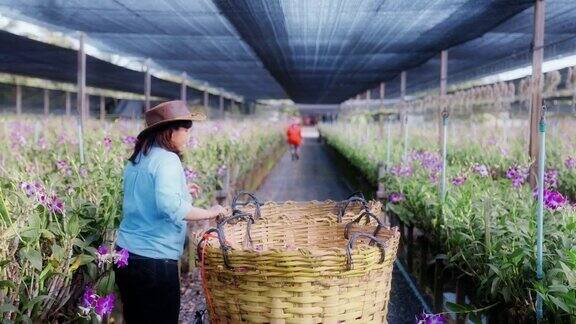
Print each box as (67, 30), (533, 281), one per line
(203, 200), (399, 323)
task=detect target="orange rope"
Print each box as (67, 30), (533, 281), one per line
(200, 233), (218, 323)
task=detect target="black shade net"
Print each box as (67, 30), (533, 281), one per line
(0, 1), (575, 104)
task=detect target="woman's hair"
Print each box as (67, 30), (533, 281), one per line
(129, 120), (192, 164)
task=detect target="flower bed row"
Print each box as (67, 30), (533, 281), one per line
(319, 120), (576, 322)
(0, 115), (284, 322)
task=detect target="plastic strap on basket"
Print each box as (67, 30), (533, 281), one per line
(231, 191), (262, 220)
(344, 211), (383, 242)
(196, 228), (220, 263)
(337, 192), (368, 223)
(345, 232), (386, 271)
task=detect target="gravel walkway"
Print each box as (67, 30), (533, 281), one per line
(179, 135), (427, 323)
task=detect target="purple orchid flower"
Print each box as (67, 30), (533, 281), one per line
(451, 176), (467, 186)
(472, 163), (489, 177)
(81, 286), (98, 309)
(122, 136), (137, 145)
(532, 188), (567, 211)
(417, 312), (448, 324)
(94, 293), (115, 316)
(114, 249), (129, 268)
(103, 137), (112, 151)
(184, 168), (198, 182)
(565, 157), (576, 170)
(388, 192), (405, 204)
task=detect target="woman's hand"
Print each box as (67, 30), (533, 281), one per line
(188, 183), (202, 198)
(209, 205), (227, 218)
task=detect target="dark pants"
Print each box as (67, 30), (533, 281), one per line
(114, 248), (180, 324)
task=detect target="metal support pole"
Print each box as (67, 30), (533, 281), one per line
(181, 72), (187, 102)
(535, 105), (546, 322)
(380, 83), (385, 107)
(100, 96), (106, 121)
(203, 91), (209, 109)
(400, 71), (408, 160)
(77, 31), (86, 163)
(366, 89), (371, 100)
(65, 91), (71, 116)
(439, 50), (448, 148)
(386, 116), (392, 166)
(16, 84), (21, 115)
(144, 59), (151, 111)
(440, 110), (449, 203)
(529, 0), (546, 188)
(43, 89), (49, 116)
(219, 95), (224, 116)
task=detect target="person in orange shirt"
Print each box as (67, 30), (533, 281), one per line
(286, 118), (302, 161)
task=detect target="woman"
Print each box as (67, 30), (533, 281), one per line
(114, 100), (226, 323)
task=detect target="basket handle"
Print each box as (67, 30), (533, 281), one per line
(345, 232), (386, 271)
(344, 211), (383, 241)
(346, 191), (365, 200)
(197, 210), (255, 270)
(337, 193), (369, 223)
(231, 191), (262, 220)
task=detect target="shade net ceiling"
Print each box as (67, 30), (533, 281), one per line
(0, 0), (575, 104)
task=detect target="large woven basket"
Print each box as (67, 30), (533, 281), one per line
(198, 192), (400, 323)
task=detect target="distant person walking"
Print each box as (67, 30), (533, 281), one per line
(287, 118), (302, 161)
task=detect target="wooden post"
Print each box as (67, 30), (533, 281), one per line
(77, 32), (87, 125)
(99, 96), (105, 121)
(15, 84), (22, 115)
(65, 91), (71, 116)
(419, 236), (428, 287)
(456, 276), (467, 324)
(180, 72), (187, 102)
(407, 225), (414, 273)
(439, 50), (448, 147)
(144, 59), (151, 111)
(529, 0), (546, 188)
(433, 257), (444, 312)
(43, 89), (49, 116)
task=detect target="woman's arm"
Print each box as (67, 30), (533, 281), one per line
(185, 205), (226, 221)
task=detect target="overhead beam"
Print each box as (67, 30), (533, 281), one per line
(0, 72), (164, 101)
(529, 0), (546, 188)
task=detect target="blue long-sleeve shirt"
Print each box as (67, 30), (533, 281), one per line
(117, 146), (193, 260)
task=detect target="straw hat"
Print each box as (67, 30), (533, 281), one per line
(138, 100), (206, 138)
